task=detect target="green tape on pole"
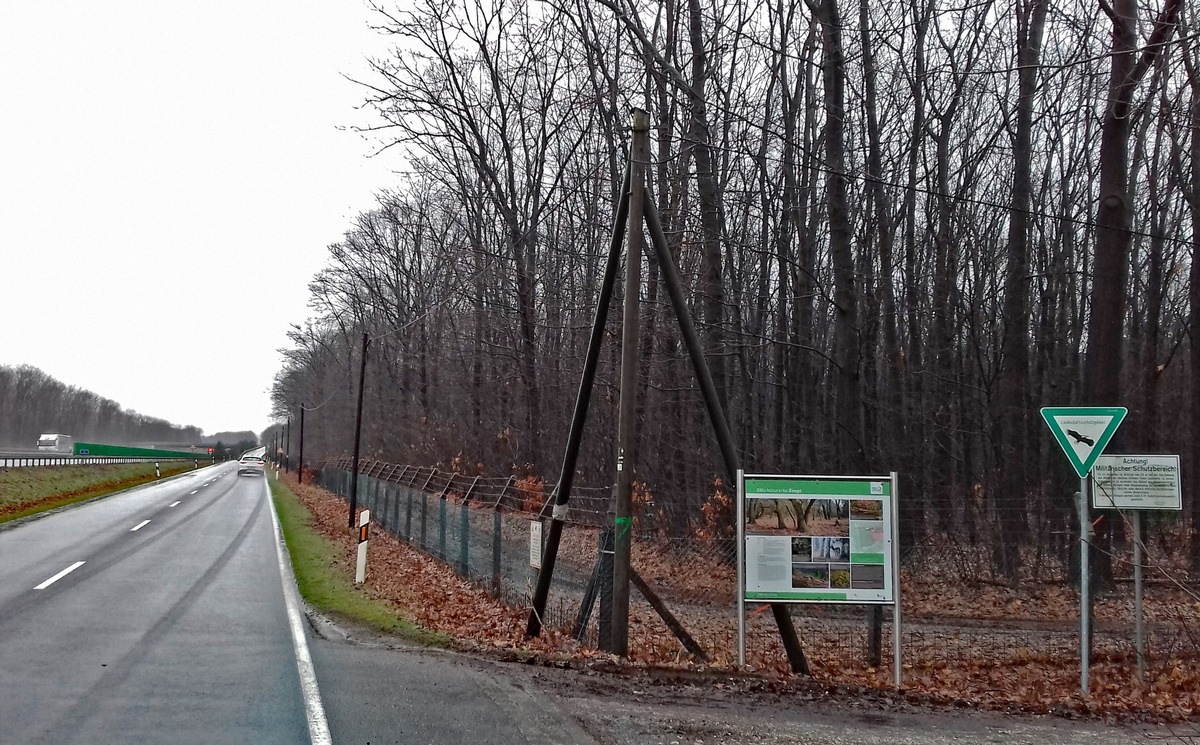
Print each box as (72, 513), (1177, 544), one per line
(615, 516), (632, 537)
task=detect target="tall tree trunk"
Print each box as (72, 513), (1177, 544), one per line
(1084, 0), (1181, 588)
(931, 117), (960, 533)
(995, 0), (1048, 587)
(859, 0), (897, 477)
(808, 0), (863, 471)
(1184, 44), (1200, 569)
(1138, 113), (1168, 454)
(687, 0), (729, 412)
(899, 0), (932, 548)
(774, 14), (809, 470)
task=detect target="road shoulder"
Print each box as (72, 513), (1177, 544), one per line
(305, 610), (1172, 744)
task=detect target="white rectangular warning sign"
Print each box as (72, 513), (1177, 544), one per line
(1092, 455), (1181, 511)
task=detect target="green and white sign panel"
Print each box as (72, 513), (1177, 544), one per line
(1040, 407), (1127, 478)
(738, 474), (897, 604)
(1091, 454), (1181, 511)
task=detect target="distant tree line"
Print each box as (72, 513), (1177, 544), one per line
(0, 364), (202, 448)
(271, 0), (1198, 584)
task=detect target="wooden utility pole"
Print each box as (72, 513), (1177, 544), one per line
(349, 332), (370, 528)
(297, 406), (305, 484)
(607, 109), (649, 656)
(526, 165), (631, 639)
(527, 106), (807, 672)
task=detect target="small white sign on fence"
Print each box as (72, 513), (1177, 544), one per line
(529, 520), (543, 569)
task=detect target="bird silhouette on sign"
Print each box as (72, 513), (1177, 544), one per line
(1066, 429), (1095, 447)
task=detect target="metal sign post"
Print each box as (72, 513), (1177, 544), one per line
(1091, 453), (1182, 684)
(737, 470), (746, 668)
(1040, 406), (1126, 697)
(1133, 510), (1144, 682)
(1078, 476), (1090, 696)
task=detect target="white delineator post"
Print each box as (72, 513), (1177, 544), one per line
(355, 510), (370, 584)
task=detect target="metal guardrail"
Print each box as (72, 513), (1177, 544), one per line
(0, 452), (198, 469)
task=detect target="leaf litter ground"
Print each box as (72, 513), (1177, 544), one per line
(281, 472), (1200, 725)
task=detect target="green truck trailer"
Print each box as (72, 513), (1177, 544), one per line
(73, 442), (199, 459)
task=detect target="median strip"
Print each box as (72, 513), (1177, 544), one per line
(35, 561), (85, 590)
(130, 520), (150, 532)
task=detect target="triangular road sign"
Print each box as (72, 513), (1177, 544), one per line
(1040, 407), (1127, 478)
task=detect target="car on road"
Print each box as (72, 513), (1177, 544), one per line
(237, 455), (265, 476)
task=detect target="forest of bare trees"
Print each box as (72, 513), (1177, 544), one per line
(270, 0), (1200, 585)
(0, 364), (204, 448)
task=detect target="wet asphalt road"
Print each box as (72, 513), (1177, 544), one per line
(0, 464), (312, 744)
(0, 463), (595, 745)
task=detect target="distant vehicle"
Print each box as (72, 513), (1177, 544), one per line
(237, 455), (265, 477)
(37, 434), (73, 452)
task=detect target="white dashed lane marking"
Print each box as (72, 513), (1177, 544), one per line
(35, 561), (85, 590)
(169, 501), (181, 507)
(130, 520), (150, 532)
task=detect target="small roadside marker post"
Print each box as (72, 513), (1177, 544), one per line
(355, 510), (371, 585)
(1040, 406), (1127, 697)
(155, 461), (161, 479)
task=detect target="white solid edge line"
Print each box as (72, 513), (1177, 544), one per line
(265, 477), (332, 745)
(35, 561), (86, 590)
(169, 501), (181, 507)
(130, 520), (151, 532)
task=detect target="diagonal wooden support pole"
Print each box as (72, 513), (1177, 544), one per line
(643, 194), (809, 675)
(525, 163), (633, 638)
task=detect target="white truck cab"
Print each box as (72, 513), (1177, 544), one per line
(37, 434), (73, 452)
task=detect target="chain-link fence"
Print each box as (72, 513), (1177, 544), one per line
(313, 457), (1200, 689)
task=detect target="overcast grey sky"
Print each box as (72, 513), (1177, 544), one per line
(0, 2), (398, 438)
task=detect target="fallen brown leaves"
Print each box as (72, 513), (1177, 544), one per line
(281, 473), (1200, 724)
(285, 474), (583, 660)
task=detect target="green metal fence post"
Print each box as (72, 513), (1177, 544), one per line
(420, 490), (427, 548)
(459, 500), (470, 576)
(405, 489), (413, 541)
(492, 509), (502, 594)
(439, 496), (447, 560)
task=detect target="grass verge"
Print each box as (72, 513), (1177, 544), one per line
(0, 462), (195, 524)
(269, 473), (445, 645)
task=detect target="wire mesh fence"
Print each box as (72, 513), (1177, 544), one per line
(313, 457), (1200, 686)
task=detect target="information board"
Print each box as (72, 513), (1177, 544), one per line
(1091, 455), (1181, 510)
(739, 474), (896, 604)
